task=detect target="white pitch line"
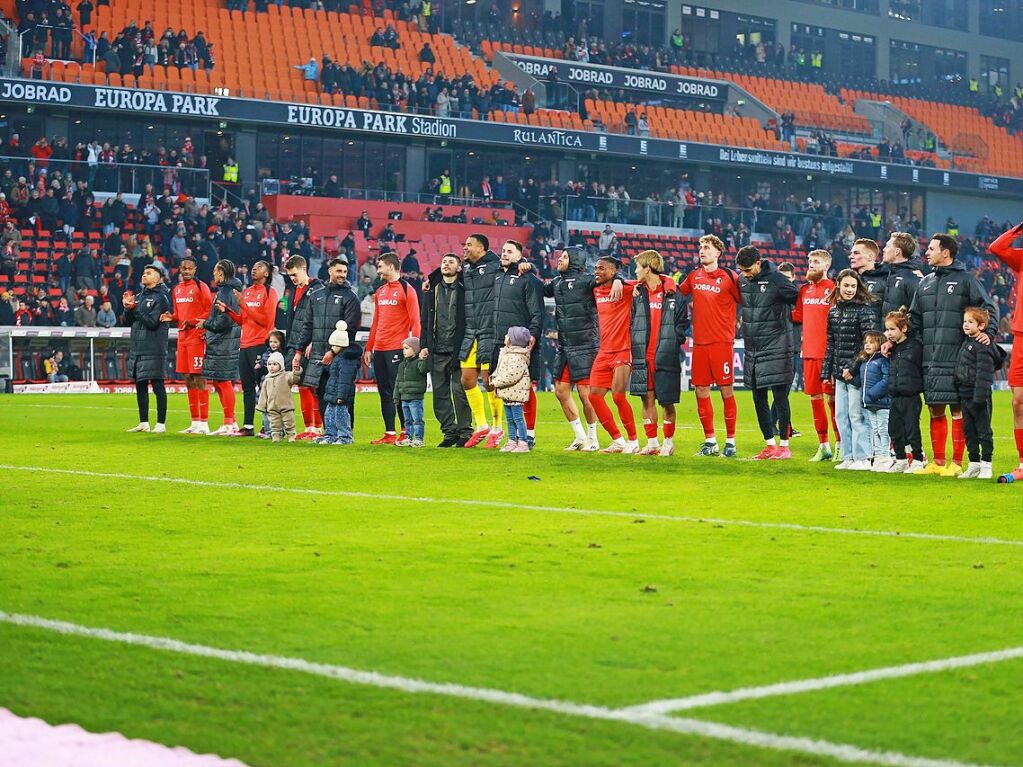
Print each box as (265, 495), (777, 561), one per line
(0, 611), (1001, 767)
(626, 644), (1023, 716)
(2, 463), (1021, 548)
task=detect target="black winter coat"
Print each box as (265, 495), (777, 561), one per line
(203, 277), (243, 381)
(887, 337), (923, 397)
(822, 300), (879, 381)
(910, 261), (998, 405)
(421, 269), (465, 355)
(545, 247), (599, 382)
(861, 264), (889, 323)
(492, 262), (544, 379)
(289, 280), (362, 388)
(284, 277), (322, 339)
(395, 354), (429, 399)
(459, 250), (501, 363)
(955, 336), (1005, 404)
(739, 260), (799, 388)
(323, 342), (362, 405)
(629, 280), (690, 404)
(882, 257), (923, 318)
(125, 282), (170, 381)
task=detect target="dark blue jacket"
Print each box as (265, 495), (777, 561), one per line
(861, 352), (890, 410)
(323, 342), (362, 406)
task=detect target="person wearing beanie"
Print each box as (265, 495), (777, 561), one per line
(319, 320), (362, 445)
(256, 349), (301, 442)
(394, 335), (429, 447)
(490, 326), (534, 452)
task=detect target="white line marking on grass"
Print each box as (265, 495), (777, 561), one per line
(3, 463), (1021, 548)
(0, 611), (1000, 767)
(626, 645), (1023, 716)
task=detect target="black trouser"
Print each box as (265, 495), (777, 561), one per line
(135, 379), (167, 424)
(889, 394), (924, 461)
(373, 349), (404, 432)
(961, 395), (993, 462)
(239, 345), (265, 428)
(753, 384), (790, 441)
(430, 349), (472, 440)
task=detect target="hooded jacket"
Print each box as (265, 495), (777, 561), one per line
(881, 256), (923, 318)
(395, 353), (429, 399)
(738, 260), (799, 388)
(544, 246), (599, 382)
(125, 282), (170, 381)
(629, 276), (689, 403)
(490, 344), (532, 404)
(887, 337), (924, 397)
(201, 277), (243, 381)
(421, 267), (465, 356)
(861, 352), (891, 410)
(289, 279), (362, 388)
(492, 259), (544, 378)
(256, 367), (301, 413)
(955, 336), (1006, 404)
(459, 249), (501, 363)
(822, 299), (879, 382)
(323, 342), (363, 405)
(860, 263), (889, 322)
(909, 260), (998, 405)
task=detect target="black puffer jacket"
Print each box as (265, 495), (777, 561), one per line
(284, 277), (322, 338)
(739, 260), (799, 388)
(125, 282), (170, 381)
(289, 279), (362, 388)
(882, 257), (923, 318)
(203, 277), (243, 382)
(459, 249), (501, 364)
(544, 247), (599, 382)
(861, 264), (889, 322)
(492, 261), (544, 379)
(822, 299), (879, 382)
(910, 260), (998, 405)
(954, 336), (1005, 404)
(887, 337), (924, 397)
(629, 279), (690, 404)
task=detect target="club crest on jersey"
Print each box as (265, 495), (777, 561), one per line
(946, 282), (958, 293)
(759, 284), (767, 292)
(566, 279), (575, 289)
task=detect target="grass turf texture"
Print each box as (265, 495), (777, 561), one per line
(1, 391), (1022, 767)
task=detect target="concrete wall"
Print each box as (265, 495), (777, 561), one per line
(925, 189), (1021, 237)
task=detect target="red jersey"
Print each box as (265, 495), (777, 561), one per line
(678, 266), (741, 345)
(792, 278), (834, 359)
(594, 281), (635, 352)
(646, 281), (665, 357)
(367, 278), (421, 351)
(172, 279), (213, 341)
(226, 283), (279, 348)
(989, 228), (1023, 334)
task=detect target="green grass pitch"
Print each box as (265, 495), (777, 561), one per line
(1, 390), (1022, 767)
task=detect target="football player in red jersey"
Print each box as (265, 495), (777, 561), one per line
(589, 255), (639, 453)
(161, 251), (212, 434)
(792, 249), (839, 462)
(678, 234), (742, 457)
(988, 221), (1023, 482)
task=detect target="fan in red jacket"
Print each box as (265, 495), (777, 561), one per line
(988, 222), (1023, 482)
(221, 260), (279, 437)
(162, 252), (213, 434)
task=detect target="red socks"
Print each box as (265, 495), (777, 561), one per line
(951, 416), (965, 465)
(524, 387), (537, 430)
(663, 421), (675, 439)
(611, 392), (637, 441)
(187, 389), (199, 420)
(644, 421), (658, 439)
(1015, 428), (1023, 464)
(588, 392), (621, 440)
(722, 395), (737, 440)
(299, 386), (322, 429)
(930, 414), (948, 465)
(827, 397), (839, 442)
(213, 381), (236, 422)
(810, 397), (829, 442)
(198, 389), (209, 421)
(696, 396), (715, 439)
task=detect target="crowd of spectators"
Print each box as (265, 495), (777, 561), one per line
(89, 22), (216, 75)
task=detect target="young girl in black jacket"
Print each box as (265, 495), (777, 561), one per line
(884, 307), (924, 473)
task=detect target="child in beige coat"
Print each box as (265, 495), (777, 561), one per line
(256, 351), (301, 441)
(489, 326), (534, 452)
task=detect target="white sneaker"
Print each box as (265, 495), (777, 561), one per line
(834, 459), (852, 470)
(193, 422), (210, 435)
(978, 461), (993, 480)
(847, 459), (872, 471)
(888, 459), (909, 473)
(564, 437), (587, 451)
(209, 423), (239, 436)
(871, 457), (894, 472)
(907, 461), (930, 474)
(637, 440), (660, 456)
(659, 440), (674, 457)
(958, 463), (982, 479)
(152, 423), (166, 433)
(581, 438), (600, 452)
(179, 423), (197, 434)
(126, 422), (150, 433)
(601, 438), (626, 454)
(622, 439), (641, 455)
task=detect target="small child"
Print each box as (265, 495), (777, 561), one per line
(320, 320), (362, 445)
(256, 351), (301, 442)
(255, 330), (286, 439)
(395, 336), (428, 447)
(884, 308), (925, 473)
(956, 307), (1005, 479)
(490, 326), (534, 453)
(859, 331), (892, 472)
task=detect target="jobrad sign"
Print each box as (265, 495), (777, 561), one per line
(1, 77), (1019, 196)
